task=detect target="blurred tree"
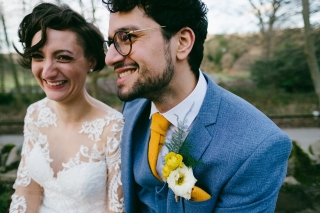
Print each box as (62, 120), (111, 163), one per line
(301, 0), (320, 107)
(22, 0), (26, 13)
(78, 0), (85, 15)
(202, 34), (257, 73)
(0, 3), (23, 106)
(84, 0), (99, 98)
(248, 0), (291, 59)
(226, 34), (256, 61)
(90, 0), (96, 22)
(0, 54), (4, 94)
(202, 35), (228, 72)
(0, 3), (4, 94)
(221, 53), (234, 72)
(204, 39), (217, 60)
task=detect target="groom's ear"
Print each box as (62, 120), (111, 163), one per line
(176, 27), (195, 61)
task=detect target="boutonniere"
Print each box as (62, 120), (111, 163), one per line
(162, 104), (202, 201)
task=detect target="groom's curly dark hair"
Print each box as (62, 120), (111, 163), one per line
(15, 2), (105, 72)
(102, 0), (208, 77)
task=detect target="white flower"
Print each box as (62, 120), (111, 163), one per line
(167, 163), (197, 200)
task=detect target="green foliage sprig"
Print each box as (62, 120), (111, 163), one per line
(165, 103), (203, 168)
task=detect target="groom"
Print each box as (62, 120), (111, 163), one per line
(103, 0), (292, 212)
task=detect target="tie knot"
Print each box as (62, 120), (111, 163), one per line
(150, 113), (171, 136)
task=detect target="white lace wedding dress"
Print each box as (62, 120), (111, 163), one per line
(9, 98), (125, 213)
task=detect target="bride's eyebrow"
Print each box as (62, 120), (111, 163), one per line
(30, 49), (74, 55)
(53, 50), (74, 55)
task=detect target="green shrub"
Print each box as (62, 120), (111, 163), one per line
(0, 93), (15, 105)
(290, 141), (320, 185)
(250, 42), (315, 93)
(0, 182), (13, 213)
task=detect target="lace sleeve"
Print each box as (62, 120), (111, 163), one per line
(105, 111), (125, 213)
(10, 105), (43, 213)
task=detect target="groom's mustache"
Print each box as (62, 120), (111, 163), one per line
(114, 62), (139, 70)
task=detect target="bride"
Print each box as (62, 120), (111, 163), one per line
(10, 3), (124, 213)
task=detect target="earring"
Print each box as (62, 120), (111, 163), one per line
(90, 68), (93, 73)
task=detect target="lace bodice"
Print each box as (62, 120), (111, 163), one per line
(10, 98), (125, 213)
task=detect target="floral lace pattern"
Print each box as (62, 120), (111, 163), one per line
(10, 98), (125, 213)
(10, 195), (26, 213)
(80, 119), (107, 142)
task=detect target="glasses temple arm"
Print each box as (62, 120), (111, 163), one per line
(128, 26), (166, 34)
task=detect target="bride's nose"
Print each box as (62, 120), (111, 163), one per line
(41, 59), (58, 79)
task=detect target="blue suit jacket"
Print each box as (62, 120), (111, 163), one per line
(121, 73), (292, 213)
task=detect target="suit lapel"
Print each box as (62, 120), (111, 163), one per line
(121, 98), (150, 211)
(186, 73), (222, 165)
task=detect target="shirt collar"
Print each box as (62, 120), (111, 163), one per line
(150, 70), (207, 128)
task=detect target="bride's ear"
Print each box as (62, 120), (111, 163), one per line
(176, 27), (195, 61)
(89, 57), (97, 71)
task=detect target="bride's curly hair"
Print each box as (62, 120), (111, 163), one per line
(102, 0), (208, 76)
(15, 3), (105, 72)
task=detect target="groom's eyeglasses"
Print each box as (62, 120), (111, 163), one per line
(103, 26), (166, 56)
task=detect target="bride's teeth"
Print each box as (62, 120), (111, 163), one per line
(47, 81), (66, 86)
(119, 70), (134, 78)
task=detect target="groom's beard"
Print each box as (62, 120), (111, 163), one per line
(117, 45), (174, 102)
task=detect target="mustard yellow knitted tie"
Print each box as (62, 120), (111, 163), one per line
(148, 113), (211, 201)
(148, 113), (171, 181)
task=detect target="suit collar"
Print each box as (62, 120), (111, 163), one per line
(122, 72), (223, 149)
(196, 72), (221, 127)
(123, 99), (150, 127)
(184, 73), (222, 164)
(122, 72), (221, 124)
(150, 71), (207, 129)
(122, 72), (223, 173)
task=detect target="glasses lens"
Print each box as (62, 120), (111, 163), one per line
(114, 31), (132, 56)
(103, 42), (109, 53)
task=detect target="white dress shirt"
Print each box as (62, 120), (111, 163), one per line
(150, 70), (208, 181)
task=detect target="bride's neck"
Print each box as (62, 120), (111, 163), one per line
(54, 95), (94, 124)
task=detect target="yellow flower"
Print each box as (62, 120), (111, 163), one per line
(164, 152), (183, 170)
(162, 165), (171, 180)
